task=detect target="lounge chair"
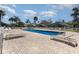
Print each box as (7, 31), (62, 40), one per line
(50, 34), (78, 47)
(4, 33), (25, 40)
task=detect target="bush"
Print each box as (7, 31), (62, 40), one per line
(16, 21), (25, 27)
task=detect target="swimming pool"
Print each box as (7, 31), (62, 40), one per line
(24, 29), (64, 36)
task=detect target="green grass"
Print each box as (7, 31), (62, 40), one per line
(67, 29), (79, 32)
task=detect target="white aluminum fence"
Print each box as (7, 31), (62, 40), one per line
(30, 27), (79, 31)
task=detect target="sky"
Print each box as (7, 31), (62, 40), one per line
(0, 4), (78, 24)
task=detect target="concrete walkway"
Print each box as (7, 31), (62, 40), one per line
(2, 29), (79, 54)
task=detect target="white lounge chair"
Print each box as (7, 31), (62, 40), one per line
(4, 33), (25, 40)
(50, 34), (78, 47)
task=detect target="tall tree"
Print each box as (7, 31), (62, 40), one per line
(71, 7), (79, 29)
(9, 16), (20, 24)
(26, 19), (31, 24)
(33, 16), (38, 24)
(9, 16), (21, 27)
(0, 9), (5, 26)
(26, 19), (33, 27)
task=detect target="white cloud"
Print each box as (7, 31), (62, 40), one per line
(24, 10), (37, 17)
(60, 4), (74, 9)
(40, 11), (56, 17)
(50, 4), (74, 10)
(62, 4), (73, 8)
(4, 15), (9, 19)
(12, 4), (16, 8)
(3, 15), (9, 22)
(0, 5), (15, 14)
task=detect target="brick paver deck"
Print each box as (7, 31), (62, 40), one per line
(2, 29), (79, 54)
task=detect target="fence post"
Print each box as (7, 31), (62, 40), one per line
(0, 27), (4, 54)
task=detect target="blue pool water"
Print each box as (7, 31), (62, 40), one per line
(24, 29), (63, 35)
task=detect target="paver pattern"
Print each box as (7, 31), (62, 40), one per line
(2, 29), (79, 54)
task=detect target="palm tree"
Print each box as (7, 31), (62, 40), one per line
(9, 16), (20, 24)
(26, 19), (31, 24)
(33, 16), (38, 25)
(71, 7), (79, 29)
(26, 19), (32, 28)
(0, 9), (5, 26)
(9, 16), (21, 27)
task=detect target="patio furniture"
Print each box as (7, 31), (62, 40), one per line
(50, 34), (78, 47)
(4, 33), (25, 40)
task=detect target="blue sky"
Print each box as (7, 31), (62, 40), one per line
(0, 4), (78, 24)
